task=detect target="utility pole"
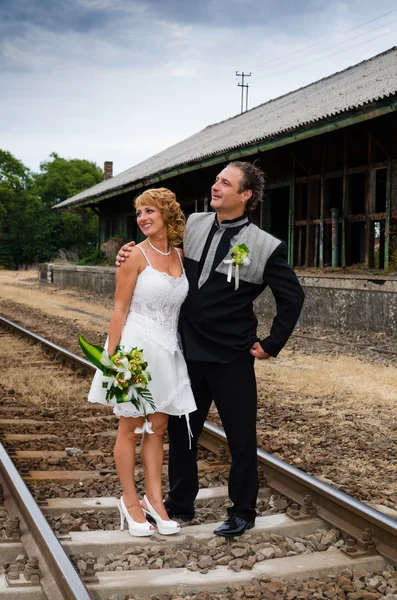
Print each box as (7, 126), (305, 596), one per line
(236, 71), (251, 114)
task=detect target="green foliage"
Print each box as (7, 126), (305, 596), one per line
(0, 149), (103, 268)
(78, 250), (106, 266)
(0, 150), (40, 266)
(78, 334), (106, 372)
(35, 152), (103, 205)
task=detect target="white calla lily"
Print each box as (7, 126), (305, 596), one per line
(99, 351), (115, 369)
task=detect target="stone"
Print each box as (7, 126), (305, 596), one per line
(263, 582), (282, 593)
(229, 559), (244, 572)
(321, 530), (340, 546)
(257, 547), (276, 560)
(361, 593), (382, 600)
(197, 556), (214, 569)
(269, 496), (288, 510)
(231, 547), (247, 559)
(217, 554), (234, 566)
(247, 555), (257, 568)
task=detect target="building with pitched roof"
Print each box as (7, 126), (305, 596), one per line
(56, 47), (397, 270)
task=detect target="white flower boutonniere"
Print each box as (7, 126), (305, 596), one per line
(223, 243), (251, 290)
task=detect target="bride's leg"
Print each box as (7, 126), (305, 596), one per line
(141, 412), (169, 520)
(114, 415), (147, 523)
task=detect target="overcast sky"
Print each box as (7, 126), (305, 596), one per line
(1, 0), (397, 176)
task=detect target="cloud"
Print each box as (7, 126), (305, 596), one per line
(1, 0), (397, 176)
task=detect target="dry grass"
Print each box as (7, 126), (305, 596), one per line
(0, 337), (90, 408)
(256, 351), (397, 410)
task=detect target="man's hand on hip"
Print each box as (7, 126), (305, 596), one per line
(250, 342), (271, 360)
(115, 241), (136, 267)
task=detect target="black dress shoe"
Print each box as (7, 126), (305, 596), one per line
(164, 499), (194, 522)
(213, 515), (255, 537)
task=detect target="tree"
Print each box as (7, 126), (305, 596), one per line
(34, 152), (103, 205)
(33, 153), (103, 261)
(0, 150), (103, 267)
(0, 150), (39, 267)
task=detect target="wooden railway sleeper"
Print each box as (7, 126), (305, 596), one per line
(6, 444), (17, 456)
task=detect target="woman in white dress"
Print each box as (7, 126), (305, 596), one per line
(88, 188), (196, 537)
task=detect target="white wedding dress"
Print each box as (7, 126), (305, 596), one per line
(88, 246), (197, 428)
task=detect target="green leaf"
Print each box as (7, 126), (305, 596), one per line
(141, 388), (156, 410)
(239, 243), (249, 254)
(78, 334), (106, 372)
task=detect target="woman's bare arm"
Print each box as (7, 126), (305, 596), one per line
(108, 247), (144, 354)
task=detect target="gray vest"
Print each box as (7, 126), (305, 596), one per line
(184, 212), (281, 288)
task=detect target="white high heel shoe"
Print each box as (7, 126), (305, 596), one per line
(143, 495), (180, 535)
(118, 496), (155, 537)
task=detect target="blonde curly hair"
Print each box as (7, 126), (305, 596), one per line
(134, 188), (185, 247)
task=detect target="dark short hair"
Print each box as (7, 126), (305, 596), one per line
(228, 160), (265, 211)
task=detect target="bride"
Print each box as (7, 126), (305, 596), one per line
(88, 188), (196, 536)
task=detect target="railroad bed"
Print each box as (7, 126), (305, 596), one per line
(0, 316), (397, 600)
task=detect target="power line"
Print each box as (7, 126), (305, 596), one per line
(251, 16), (397, 81)
(250, 7), (397, 74)
(251, 26), (397, 82)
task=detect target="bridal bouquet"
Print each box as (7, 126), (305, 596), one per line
(78, 334), (155, 417)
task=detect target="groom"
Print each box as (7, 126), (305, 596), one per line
(117, 161), (304, 537)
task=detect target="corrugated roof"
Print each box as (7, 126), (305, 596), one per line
(57, 47), (397, 209)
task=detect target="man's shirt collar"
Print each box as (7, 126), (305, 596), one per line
(214, 213), (249, 230)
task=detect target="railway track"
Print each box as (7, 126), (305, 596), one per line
(0, 314), (396, 600)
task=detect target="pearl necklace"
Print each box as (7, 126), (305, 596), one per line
(147, 238), (171, 256)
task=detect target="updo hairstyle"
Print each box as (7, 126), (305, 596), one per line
(134, 188), (185, 247)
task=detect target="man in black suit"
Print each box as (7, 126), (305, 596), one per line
(117, 161), (304, 536)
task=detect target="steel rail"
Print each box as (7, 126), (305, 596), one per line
(1, 314), (397, 564)
(0, 443), (93, 599)
(203, 423), (397, 563)
(0, 315), (91, 370)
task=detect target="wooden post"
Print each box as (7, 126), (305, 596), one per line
(288, 159), (295, 266)
(365, 170), (376, 268)
(319, 143), (325, 268)
(298, 227), (303, 266)
(305, 171), (311, 266)
(365, 135), (375, 268)
(314, 224), (319, 268)
(385, 156), (392, 269)
(342, 131), (348, 267)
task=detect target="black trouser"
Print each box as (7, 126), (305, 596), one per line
(167, 353), (259, 521)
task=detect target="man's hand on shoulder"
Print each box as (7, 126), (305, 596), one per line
(115, 241), (136, 267)
(250, 342), (271, 360)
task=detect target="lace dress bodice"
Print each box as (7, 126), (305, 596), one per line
(124, 248), (188, 353)
(89, 245), (196, 426)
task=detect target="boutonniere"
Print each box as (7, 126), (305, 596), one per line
(223, 243), (251, 290)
